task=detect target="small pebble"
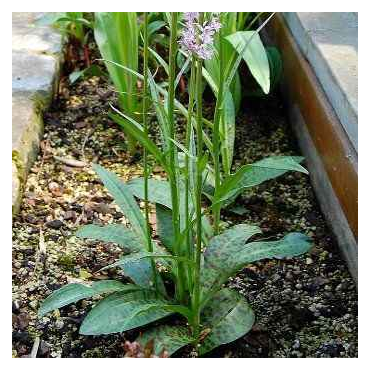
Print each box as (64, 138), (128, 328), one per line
(29, 300), (38, 309)
(55, 319), (64, 330)
(46, 220), (64, 230)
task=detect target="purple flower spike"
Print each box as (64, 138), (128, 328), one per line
(184, 12), (199, 23)
(179, 13), (222, 60)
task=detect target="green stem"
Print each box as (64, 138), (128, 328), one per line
(212, 17), (225, 235)
(192, 12), (204, 340)
(167, 12), (186, 303)
(184, 59), (196, 290)
(143, 13), (158, 294)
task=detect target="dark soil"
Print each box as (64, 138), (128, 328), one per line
(12, 51), (357, 358)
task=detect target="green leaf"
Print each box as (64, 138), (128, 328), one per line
(247, 46), (283, 97)
(137, 325), (194, 356)
(94, 12), (139, 151)
(201, 224), (262, 297)
(38, 281), (141, 317)
(149, 47), (169, 75)
(120, 259), (158, 288)
(94, 12), (138, 117)
(69, 65), (105, 84)
(156, 203), (175, 251)
(199, 288), (255, 355)
(201, 214), (214, 246)
(147, 20), (166, 38)
(203, 60), (236, 174)
(240, 232), (312, 262)
(128, 178), (172, 209)
(129, 178), (212, 245)
(102, 251), (193, 270)
(109, 111), (169, 172)
(201, 227), (312, 303)
(225, 31), (270, 94)
(147, 68), (172, 152)
(76, 222), (167, 293)
(220, 90), (235, 174)
(214, 156), (308, 207)
(154, 81), (214, 154)
(92, 164), (146, 239)
(127, 177), (187, 230)
(90, 164), (167, 294)
(76, 224), (144, 252)
(79, 290), (172, 335)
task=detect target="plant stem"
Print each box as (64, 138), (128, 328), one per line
(143, 12), (158, 294)
(192, 12), (204, 339)
(184, 58), (196, 290)
(212, 16), (225, 235)
(167, 12), (186, 303)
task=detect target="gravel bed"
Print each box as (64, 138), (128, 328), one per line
(12, 70), (357, 358)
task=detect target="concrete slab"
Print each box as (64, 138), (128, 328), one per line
(12, 12), (62, 55)
(283, 13), (358, 151)
(12, 50), (59, 99)
(12, 91), (43, 177)
(12, 12), (63, 215)
(12, 162), (21, 215)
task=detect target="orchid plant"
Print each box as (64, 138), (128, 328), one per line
(39, 12), (312, 357)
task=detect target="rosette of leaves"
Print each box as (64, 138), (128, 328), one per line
(39, 163), (311, 356)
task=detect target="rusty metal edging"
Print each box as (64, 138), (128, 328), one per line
(265, 14), (358, 242)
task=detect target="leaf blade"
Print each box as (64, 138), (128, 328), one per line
(199, 288), (255, 355)
(225, 30), (270, 94)
(38, 281), (141, 317)
(92, 164), (147, 239)
(79, 290), (171, 335)
(200, 224), (262, 296)
(213, 156), (308, 207)
(137, 325), (193, 357)
(76, 224), (144, 252)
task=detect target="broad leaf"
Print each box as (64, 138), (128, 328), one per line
(225, 31), (270, 94)
(240, 232), (312, 262)
(156, 203), (175, 251)
(129, 177), (212, 245)
(92, 164), (146, 240)
(213, 156), (308, 207)
(201, 224), (261, 296)
(120, 258), (166, 292)
(102, 251), (192, 270)
(137, 325), (193, 357)
(201, 227), (312, 302)
(79, 290), (171, 335)
(201, 214), (214, 246)
(199, 288), (255, 355)
(128, 178), (172, 209)
(127, 177), (188, 231)
(38, 281), (140, 317)
(76, 222), (166, 293)
(76, 224), (143, 252)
